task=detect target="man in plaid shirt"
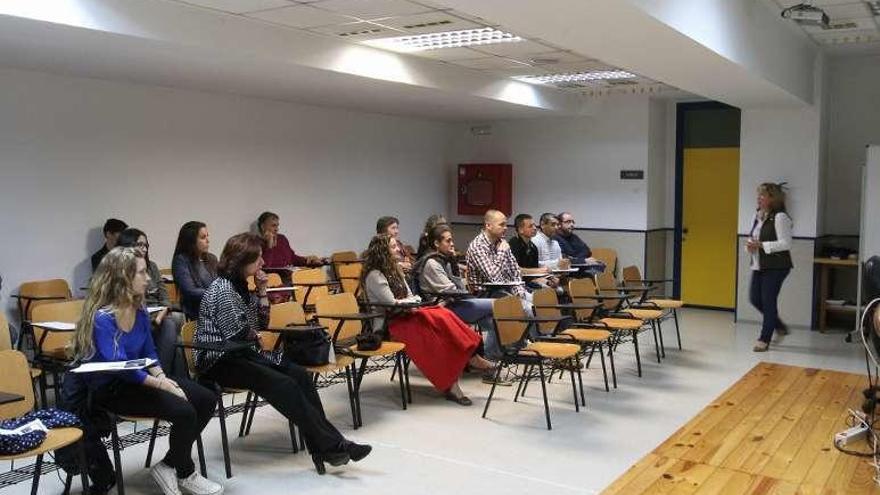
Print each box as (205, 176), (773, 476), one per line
(466, 210), (529, 299)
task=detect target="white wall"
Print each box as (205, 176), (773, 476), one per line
(447, 95), (652, 230)
(0, 68), (451, 321)
(825, 55), (880, 235)
(646, 98), (668, 230)
(863, 146), (880, 262)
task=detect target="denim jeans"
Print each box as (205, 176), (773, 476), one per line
(749, 268), (790, 343)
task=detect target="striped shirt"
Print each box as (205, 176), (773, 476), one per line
(194, 277), (279, 372)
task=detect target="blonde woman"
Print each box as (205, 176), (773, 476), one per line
(746, 183), (793, 352)
(73, 247), (222, 495)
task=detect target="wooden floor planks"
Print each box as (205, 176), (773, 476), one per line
(602, 362), (880, 495)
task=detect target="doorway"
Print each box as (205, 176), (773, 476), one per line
(674, 102), (741, 310)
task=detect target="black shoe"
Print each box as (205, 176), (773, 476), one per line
(342, 441), (372, 462)
(312, 451), (350, 475)
(776, 322), (789, 335)
(444, 392), (473, 406)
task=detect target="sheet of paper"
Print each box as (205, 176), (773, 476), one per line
(72, 358), (157, 373)
(0, 419), (48, 436)
(31, 321), (75, 331)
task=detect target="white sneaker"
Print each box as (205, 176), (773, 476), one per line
(150, 462), (182, 495)
(178, 472), (224, 495)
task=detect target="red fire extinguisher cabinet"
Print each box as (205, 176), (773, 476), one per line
(457, 163), (512, 216)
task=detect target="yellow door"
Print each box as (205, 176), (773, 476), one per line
(681, 147), (739, 308)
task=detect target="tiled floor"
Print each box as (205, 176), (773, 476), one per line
(4, 309), (871, 494)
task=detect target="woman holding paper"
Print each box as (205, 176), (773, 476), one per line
(73, 247), (222, 495)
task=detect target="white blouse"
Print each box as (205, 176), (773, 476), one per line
(747, 211), (793, 271)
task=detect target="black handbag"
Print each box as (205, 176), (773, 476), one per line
(356, 332), (383, 352)
(283, 327), (332, 366)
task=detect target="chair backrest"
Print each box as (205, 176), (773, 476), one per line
(0, 311), (12, 351)
(267, 301), (309, 351)
(532, 288), (560, 335)
(293, 268), (330, 306)
(159, 268), (180, 305)
(621, 265), (642, 285)
(246, 273), (284, 292)
(18, 279), (72, 320)
(315, 292), (361, 342)
(591, 248), (618, 277)
(0, 350), (35, 419)
(31, 299), (84, 356)
(180, 320), (197, 376)
(492, 295), (528, 347)
(336, 262), (363, 297)
(568, 278), (599, 321)
(331, 251), (358, 263)
(596, 270), (617, 291)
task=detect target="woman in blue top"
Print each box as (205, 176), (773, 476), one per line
(73, 247), (222, 495)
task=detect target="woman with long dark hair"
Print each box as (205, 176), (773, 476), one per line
(747, 183), (793, 352)
(73, 248), (221, 495)
(172, 221), (218, 320)
(117, 228), (185, 376)
(362, 234), (489, 405)
(194, 233), (370, 474)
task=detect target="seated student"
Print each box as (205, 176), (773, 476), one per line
(533, 213), (565, 269)
(414, 224), (501, 362)
(257, 211), (328, 302)
(91, 218), (127, 271)
(172, 221), (218, 320)
(117, 228), (186, 377)
(195, 233), (370, 473)
(508, 213), (558, 290)
(363, 234), (491, 405)
(554, 212), (597, 264)
(465, 210), (531, 303)
(415, 213), (448, 259)
(73, 247), (222, 495)
(376, 216), (415, 273)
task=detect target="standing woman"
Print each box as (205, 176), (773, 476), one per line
(117, 228), (186, 376)
(73, 248), (221, 495)
(195, 233), (370, 474)
(172, 221), (218, 320)
(362, 234), (490, 405)
(747, 183), (793, 352)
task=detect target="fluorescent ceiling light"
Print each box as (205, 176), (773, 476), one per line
(514, 70), (636, 85)
(364, 27), (522, 52)
(867, 1), (880, 16)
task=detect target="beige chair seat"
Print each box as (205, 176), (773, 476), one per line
(648, 299), (684, 309)
(520, 342), (580, 360)
(561, 328), (613, 342)
(599, 318), (643, 331)
(623, 308), (664, 320)
(0, 427), (83, 461)
(347, 341), (405, 357)
(305, 355), (355, 374)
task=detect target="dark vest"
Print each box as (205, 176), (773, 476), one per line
(758, 213), (793, 270)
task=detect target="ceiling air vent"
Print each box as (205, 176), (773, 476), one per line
(555, 82), (591, 89)
(606, 80), (639, 86)
(402, 20), (453, 30)
(337, 27), (387, 38)
(824, 21), (859, 30)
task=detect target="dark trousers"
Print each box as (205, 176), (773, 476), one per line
(153, 312), (186, 377)
(93, 378), (216, 478)
(203, 350), (344, 454)
(749, 268), (790, 343)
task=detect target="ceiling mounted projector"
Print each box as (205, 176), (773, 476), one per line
(781, 3), (830, 27)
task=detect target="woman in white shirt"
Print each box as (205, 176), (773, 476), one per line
(746, 183), (793, 352)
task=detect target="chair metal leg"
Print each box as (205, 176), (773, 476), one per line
(633, 330), (642, 377)
(481, 361), (503, 419)
(537, 361), (551, 430)
(597, 342), (609, 393)
(244, 395), (258, 436)
(30, 453), (43, 495)
(195, 434), (207, 477)
(584, 345), (595, 369)
(111, 426), (125, 495)
(354, 359), (368, 428)
(514, 365), (529, 402)
(609, 338), (618, 388)
(403, 356), (412, 404)
(673, 309), (682, 350)
(216, 397), (233, 479)
(238, 392), (252, 437)
(657, 319), (666, 358)
(569, 359), (579, 412)
(288, 421), (299, 453)
(576, 355), (586, 407)
(144, 419), (160, 468)
(651, 321), (661, 364)
(344, 365), (358, 429)
(395, 353), (407, 410)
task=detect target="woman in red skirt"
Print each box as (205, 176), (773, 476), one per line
(362, 234), (494, 405)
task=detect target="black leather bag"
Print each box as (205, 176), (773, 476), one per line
(283, 327), (332, 366)
(355, 332), (383, 352)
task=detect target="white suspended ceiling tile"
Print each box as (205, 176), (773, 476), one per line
(176, 0), (295, 14)
(247, 4), (358, 28)
(409, 46), (489, 61)
(308, 20), (405, 40)
(451, 57), (532, 70)
(824, 3), (872, 19)
(370, 11), (482, 34)
(515, 50), (590, 65)
(813, 28), (880, 43)
(804, 16), (879, 33)
(312, 0), (434, 20)
(469, 39), (558, 57)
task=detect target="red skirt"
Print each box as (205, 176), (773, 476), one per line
(388, 306), (481, 392)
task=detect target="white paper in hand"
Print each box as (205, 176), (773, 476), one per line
(72, 358), (157, 373)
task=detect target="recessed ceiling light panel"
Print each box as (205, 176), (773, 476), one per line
(514, 70), (636, 85)
(364, 27), (522, 52)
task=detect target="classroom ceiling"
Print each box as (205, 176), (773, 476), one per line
(767, 0), (880, 53)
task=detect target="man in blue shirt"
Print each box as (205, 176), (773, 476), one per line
(553, 212), (592, 264)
